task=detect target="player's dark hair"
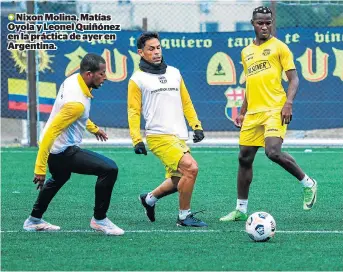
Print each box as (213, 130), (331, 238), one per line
(80, 53), (106, 73)
(252, 6), (272, 19)
(137, 32), (160, 49)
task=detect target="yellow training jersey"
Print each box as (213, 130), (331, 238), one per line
(241, 37), (296, 114)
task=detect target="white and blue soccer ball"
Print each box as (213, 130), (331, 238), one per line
(245, 212), (276, 242)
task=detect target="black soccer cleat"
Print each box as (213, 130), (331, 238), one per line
(176, 211), (208, 227)
(139, 193), (155, 222)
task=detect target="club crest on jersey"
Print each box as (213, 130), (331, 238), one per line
(158, 76), (167, 84)
(262, 49), (271, 56)
(224, 87), (245, 122)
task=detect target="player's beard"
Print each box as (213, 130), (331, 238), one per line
(90, 82), (100, 89)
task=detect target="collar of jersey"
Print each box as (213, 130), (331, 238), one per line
(77, 74), (93, 98)
(252, 36), (274, 47)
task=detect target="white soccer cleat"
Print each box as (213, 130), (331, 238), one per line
(23, 218), (61, 232)
(90, 217), (124, 236)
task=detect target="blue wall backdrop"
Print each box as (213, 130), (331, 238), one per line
(2, 20), (343, 131)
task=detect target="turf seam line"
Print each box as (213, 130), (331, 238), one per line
(1, 230), (343, 234)
(2, 150), (343, 154)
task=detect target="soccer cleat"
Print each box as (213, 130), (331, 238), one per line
(219, 210), (248, 222)
(90, 217), (124, 236)
(23, 218), (61, 232)
(139, 193), (155, 222)
(303, 179), (317, 210)
(176, 211), (208, 227)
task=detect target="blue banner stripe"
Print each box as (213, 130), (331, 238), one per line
(8, 94), (55, 105)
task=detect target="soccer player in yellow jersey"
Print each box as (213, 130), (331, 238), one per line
(128, 32), (207, 227)
(23, 54), (124, 235)
(220, 7), (317, 222)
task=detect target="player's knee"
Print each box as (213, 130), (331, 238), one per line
(189, 162), (199, 177)
(238, 153), (254, 167)
(42, 178), (55, 189)
(183, 161), (198, 178)
(265, 148), (280, 162)
(109, 164), (119, 179)
(104, 161), (119, 180)
(45, 175), (70, 188)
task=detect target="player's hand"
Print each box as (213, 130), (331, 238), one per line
(234, 114), (245, 128)
(94, 129), (108, 142)
(193, 130), (205, 143)
(33, 174), (45, 191)
(134, 142), (147, 155)
(281, 102), (293, 125)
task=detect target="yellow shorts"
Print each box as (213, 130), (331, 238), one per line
(239, 110), (287, 147)
(146, 135), (189, 178)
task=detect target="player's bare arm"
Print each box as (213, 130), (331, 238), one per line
(234, 95), (248, 128)
(282, 69), (299, 125)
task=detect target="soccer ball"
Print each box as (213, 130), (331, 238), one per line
(245, 212), (276, 242)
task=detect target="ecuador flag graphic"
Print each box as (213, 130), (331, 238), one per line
(8, 79), (56, 113)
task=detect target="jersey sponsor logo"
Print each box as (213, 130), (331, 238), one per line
(245, 53), (254, 61)
(262, 49), (271, 56)
(247, 60), (271, 76)
(150, 87), (179, 94)
(158, 76), (167, 84)
(266, 128), (278, 132)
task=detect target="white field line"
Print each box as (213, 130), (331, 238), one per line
(1, 229), (342, 234)
(1, 150), (343, 154)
